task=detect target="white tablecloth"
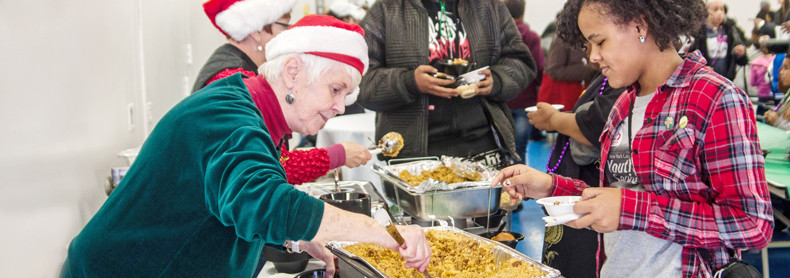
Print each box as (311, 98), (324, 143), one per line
(316, 111), (383, 191)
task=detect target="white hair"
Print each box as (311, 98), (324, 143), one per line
(259, 53), (362, 89)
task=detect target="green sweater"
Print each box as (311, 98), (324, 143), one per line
(62, 75), (324, 277)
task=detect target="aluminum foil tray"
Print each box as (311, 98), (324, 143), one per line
(371, 161), (501, 221)
(327, 226), (561, 278)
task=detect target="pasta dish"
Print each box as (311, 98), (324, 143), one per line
(398, 165), (481, 186)
(344, 230), (546, 278)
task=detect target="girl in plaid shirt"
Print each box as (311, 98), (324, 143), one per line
(493, 0), (774, 277)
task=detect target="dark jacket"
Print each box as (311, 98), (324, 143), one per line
(192, 44), (257, 93)
(691, 21), (748, 80)
(357, 0), (536, 160)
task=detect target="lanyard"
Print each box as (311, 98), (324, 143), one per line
(628, 96), (635, 152)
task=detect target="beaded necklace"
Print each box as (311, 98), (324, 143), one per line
(546, 78), (607, 173)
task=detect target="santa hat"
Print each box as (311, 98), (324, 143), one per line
(202, 0), (296, 42)
(266, 15), (368, 75)
(265, 15), (368, 105)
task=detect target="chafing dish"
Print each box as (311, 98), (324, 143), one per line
(327, 226), (561, 278)
(370, 160), (501, 221)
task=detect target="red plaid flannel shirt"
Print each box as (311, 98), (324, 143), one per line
(550, 51), (774, 277)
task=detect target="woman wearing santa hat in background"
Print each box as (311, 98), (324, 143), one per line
(60, 15), (431, 277)
(195, 0), (372, 186)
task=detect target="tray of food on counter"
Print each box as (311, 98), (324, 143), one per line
(370, 157), (501, 221)
(327, 226), (560, 278)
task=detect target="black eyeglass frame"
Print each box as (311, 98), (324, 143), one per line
(273, 22), (291, 28)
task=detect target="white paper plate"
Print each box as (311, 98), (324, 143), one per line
(524, 104), (565, 112)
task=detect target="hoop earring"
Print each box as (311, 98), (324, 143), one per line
(257, 45), (263, 51)
(639, 36), (645, 43)
(285, 90), (295, 104)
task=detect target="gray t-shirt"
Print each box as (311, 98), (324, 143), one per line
(601, 93), (683, 277)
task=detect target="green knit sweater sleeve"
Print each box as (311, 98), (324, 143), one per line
(198, 77), (324, 244)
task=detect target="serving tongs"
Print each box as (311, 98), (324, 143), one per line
(372, 206), (433, 278)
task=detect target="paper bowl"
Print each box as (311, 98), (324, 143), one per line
(524, 104), (565, 112)
(536, 196), (581, 217)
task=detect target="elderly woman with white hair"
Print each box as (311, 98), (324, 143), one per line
(60, 15), (431, 277)
(196, 0), (372, 186)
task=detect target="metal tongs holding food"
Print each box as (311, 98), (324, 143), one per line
(369, 132), (404, 157)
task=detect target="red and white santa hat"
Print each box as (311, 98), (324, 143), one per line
(265, 15), (368, 75)
(202, 0), (296, 42)
(265, 15), (368, 105)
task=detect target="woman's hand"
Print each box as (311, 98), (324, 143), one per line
(300, 240), (338, 277)
(415, 65), (458, 98)
(340, 142), (372, 168)
(782, 107), (790, 120)
(491, 164), (553, 202)
(565, 187), (622, 233)
(528, 102), (560, 131)
(474, 69), (494, 96)
(765, 110), (779, 125)
(386, 225), (431, 272)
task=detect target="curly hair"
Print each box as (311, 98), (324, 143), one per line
(556, 0), (707, 51)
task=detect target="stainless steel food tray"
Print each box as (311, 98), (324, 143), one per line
(371, 162), (501, 221)
(327, 226), (561, 278)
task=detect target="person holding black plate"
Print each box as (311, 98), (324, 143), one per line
(356, 0), (536, 169)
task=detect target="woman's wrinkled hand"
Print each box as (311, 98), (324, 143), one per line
(415, 65), (458, 98)
(300, 240), (338, 277)
(386, 225), (431, 272)
(340, 142), (372, 168)
(565, 187), (622, 233)
(490, 164), (553, 202)
(528, 102), (560, 131)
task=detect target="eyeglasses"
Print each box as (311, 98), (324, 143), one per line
(274, 22), (291, 29)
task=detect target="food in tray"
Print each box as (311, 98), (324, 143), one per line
(344, 230), (546, 278)
(491, 232), (516, 241)
(397, 165), (482, 186)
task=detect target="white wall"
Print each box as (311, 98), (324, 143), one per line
(0, 0), (766, 277)
(0, 0), (224, 276)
